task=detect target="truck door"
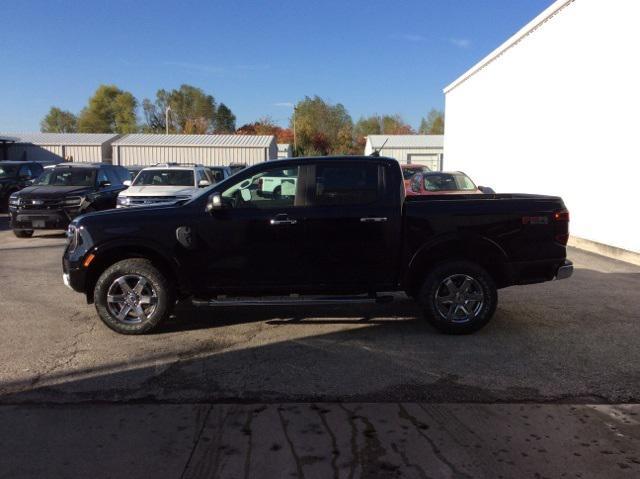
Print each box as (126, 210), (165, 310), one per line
(192, 163), (311, 294)
(302, 161), (399, 291)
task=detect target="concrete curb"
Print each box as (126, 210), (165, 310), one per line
(569, 236), (640, 266)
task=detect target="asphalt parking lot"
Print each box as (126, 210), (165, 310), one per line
(1, 216), (639, 477)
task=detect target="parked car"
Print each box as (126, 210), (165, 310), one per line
(257, 166), (298, 197)
(228, 163), (247, 175)
(0, 161), (44, 210)
(408, 171), (485, 196)
(8, 163), (129, 237)
(124, 165), (146, 183)
(400, 164), (430, 191)
(116, 163), (213, 208)
(62, 156), (572, 335)
(205, 166), (232, 184)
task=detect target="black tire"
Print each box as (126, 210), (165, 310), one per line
(418, 260), (497, 334)
(94, 258), (174, 335)
(13, 229), (34, 238)
(273, 185), (281, 199)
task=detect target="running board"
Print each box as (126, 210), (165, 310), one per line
(192, 294), (394, 307)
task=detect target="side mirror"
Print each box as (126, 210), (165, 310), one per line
(123, 180), (132, 187)
(199, 179), (211, 188)
(478, 186), (495, 194)
(99, 180), (111, 188)
(205, 192), (224, 212)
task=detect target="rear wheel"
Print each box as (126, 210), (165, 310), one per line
(418, 260), (497, 334)
(13, 229), (34, 238)
(94, 258), (174, 334)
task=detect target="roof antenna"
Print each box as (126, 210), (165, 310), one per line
(370, 137), (388, 157)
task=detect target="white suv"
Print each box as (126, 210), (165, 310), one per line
(117, 163), (213, 208)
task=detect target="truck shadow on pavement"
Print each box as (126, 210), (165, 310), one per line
(1, 266), (640, 406)
(160, 299), (421, 333)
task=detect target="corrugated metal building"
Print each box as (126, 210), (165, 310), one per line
(277, 143), (292, 159)
(0, 133), (119, 163)
(443, 0), (640, 259)
(364, 135), (444, 170)
(112, 134), (278, 166)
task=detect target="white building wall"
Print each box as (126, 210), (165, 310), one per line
(375, 147), (443, 170)
(444, 0), (640, 253)
(63, 145), (104, 163)
(114, 146), (272, 167)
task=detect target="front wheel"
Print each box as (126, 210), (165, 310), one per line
(94, 258), (174, 334)
(13, 229), (34, 238)
(418, 260), (497, 334)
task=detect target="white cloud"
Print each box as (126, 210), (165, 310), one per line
(450, 38), (471, 48)
(162, 62), (270, 75)
(274, 102), (294, 107)
(390, 33), (426, 43)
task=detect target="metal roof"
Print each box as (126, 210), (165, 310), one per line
(444, 0), (574, 94)
(367, 135), (444, 148)
(0, 132), (120, 145)
(113, 134), (275, 148)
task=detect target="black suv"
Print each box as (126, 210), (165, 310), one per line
(9, 163), (129, 237)
(0, 161), (44, 211)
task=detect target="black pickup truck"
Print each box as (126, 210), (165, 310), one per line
(62, 156), (572, 335)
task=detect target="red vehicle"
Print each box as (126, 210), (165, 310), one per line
(400, 164), (430, 191)
(408, 171), (484, 196)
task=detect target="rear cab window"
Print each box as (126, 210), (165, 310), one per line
(313, 162), (382, 206)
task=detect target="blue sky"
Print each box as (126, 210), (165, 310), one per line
(0, 0), (553, 131)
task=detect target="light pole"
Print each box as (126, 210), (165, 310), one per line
(165, 106), (172, 135)
(292, 106), (297, 153)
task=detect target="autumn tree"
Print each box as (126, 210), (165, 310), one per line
(418, 109), (445, 135)
(237, 117), (294, 144)
(353, 114), (414, 149)
(77, 85), (138, 133)
(292, 96), (353, 156)
(40, 107), (77, 133)
(143, 85), (217, 134)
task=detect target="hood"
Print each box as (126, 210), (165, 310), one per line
(120, 185), (197, 197)
(14, 185), (94, 199)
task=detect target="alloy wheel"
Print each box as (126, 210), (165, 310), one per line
(106, 274), (158, 324)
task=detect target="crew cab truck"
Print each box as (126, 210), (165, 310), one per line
(62, 156), (572, 335)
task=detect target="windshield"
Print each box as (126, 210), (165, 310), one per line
(402, 167), (427, 180)
(423, 173), (477, 191)
(0, 164), (18, 178)
(34, 168), (96, 186)
(133, 169), (194, 187)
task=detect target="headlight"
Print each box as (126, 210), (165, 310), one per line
(117, 196), (130, 206)
(66, 224), (80, 251)
(8, 195), (20, 206)
(63, 196), (83, 207)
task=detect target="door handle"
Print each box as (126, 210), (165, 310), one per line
(360, 217), (388, 223)
(270, 215), (297, 225)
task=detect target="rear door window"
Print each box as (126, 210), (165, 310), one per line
(313, 162), (380, 206)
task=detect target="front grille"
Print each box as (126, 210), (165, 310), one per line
(19, 199), (63, 210)
(128, 196), (178, 205)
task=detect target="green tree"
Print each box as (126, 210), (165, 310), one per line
(353, 114), (414, 149)
(77, 85), (138, 133)
(418, 109), (445, 135)
(143, 85), (216, 134)
(214, 103), (236, 133)
(40, 107), (77, 133)
(292, 96), (353, 155)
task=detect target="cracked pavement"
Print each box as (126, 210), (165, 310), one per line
(1, 219), (639, 477)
